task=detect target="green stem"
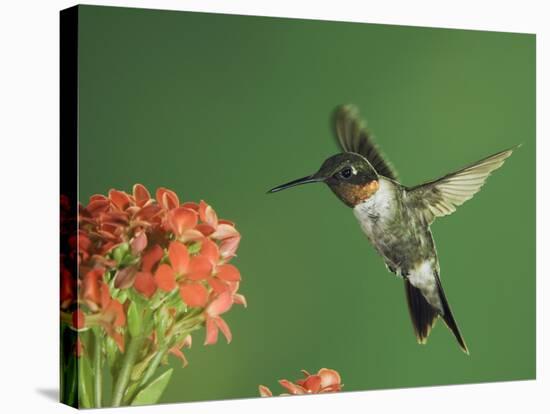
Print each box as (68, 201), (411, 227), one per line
(139, 346), (168, 387)
(111, 335), (144, 407)
(78, 358), (92, 408)
(93, 329), (103, 408)
(121, 345), (168, 406)
(63, 352), (78, 407)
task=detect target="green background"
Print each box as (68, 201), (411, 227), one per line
(77, 5), (536, 403)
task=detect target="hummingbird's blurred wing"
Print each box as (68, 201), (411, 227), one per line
(333, 105), (398, 180)
(406, 146), (517, 224)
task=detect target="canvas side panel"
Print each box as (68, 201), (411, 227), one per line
(60, 5), (79, 409)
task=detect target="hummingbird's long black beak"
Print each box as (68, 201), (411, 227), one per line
(267, 174), (324, 193)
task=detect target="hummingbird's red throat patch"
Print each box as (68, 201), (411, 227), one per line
(335, 179), (380, 207)
(359, 180), (380, 202)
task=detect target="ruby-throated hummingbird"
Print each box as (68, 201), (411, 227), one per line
(268, 105), (517, 354)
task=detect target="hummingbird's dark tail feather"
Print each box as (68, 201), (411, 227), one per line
(404, 276), (469, 354)
(435, 274), (469, 354)
(404, 280), (438, 345)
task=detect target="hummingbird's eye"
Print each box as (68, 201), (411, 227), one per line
(338, 167), (354, 179)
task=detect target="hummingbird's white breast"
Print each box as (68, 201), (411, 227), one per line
(353, 178), (400, 268)
(353, 177), (396, 231)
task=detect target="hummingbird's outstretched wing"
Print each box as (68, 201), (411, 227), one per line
(333, 105), (398, 181)
(406, 146), (517, 224)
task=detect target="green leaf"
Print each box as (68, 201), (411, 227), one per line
(112, 242), (130, 265)
(113, 288), (128, 303)
(120, 254), (140, 267)
(131, 369), (173, 406)
(127, 302), (141, 338)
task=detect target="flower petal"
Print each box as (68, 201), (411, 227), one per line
(154, 264), (177, 292)
(99, 281), (112, 309)
(200, 238), (220, 264)
(86, 199), (110, 216)
(168, 207), (198, 237)
(182, 334), (192, 348)
(233, 293), (247, 307)
(302, 375), (322, 393)
(320, 384), (342, 392)
(219, 236), (241, 260)
(82, 269), (104, 310)
(181, 202), (199, 212)
(216, 264), (241, 281)
(168, 347), (188, 367)
(103, 298), (126, 327)
(168, 241), (190, 274)
(110, 331), (125, 352)
(258, 385), (273, 397)
(179, 283), (208, 307)
(206, 291), (233, 317)
(132, 184), (151, 207)
(180, 229), (205, 243)
(199, 200), (218, 227)
(60, 266), (74, 309)
(89, 194), (108, 202)
(134, 272), (156, 298)
(208, 277), (229, 294)
(318, 368), (342, 389)
(136, 204), (162, 221)
(186, 255), (213, 280)
(130, 231), (147, 255)
(156, 187), (180, 210)
(215, 316), (232, 343)
(211, 223), (239, 240)
(114, 266), (137, 289)
(204, 317), (218, 345)
(141, 244), (164, 272)
(195, 223), (215, 237)
(278, 380), (306, 395)
(109, 189), (132, 211)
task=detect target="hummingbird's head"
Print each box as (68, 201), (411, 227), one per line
(268, 152), (380, 207)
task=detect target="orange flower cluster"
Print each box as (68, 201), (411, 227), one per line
(66, 184), (245, 355)
(259, 368), (342, 397)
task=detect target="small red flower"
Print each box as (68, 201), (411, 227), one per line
(204, 291), (233, 345)
(152, 240), (214, 307)
(259, 368), (343, 397)
(71, 184), (245, 374)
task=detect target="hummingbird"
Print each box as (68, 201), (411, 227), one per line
(268, 104), (517, 354)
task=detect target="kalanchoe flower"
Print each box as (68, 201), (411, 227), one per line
(61, 185), (245, 407)
(259, 368), (343, 397)
(69, 184), (245, 369)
